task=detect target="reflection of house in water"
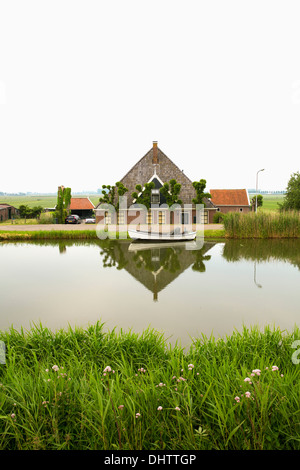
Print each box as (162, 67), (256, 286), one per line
(100, 241), (216, 301)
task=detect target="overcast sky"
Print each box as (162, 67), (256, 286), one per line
(0, 0), (299, 194)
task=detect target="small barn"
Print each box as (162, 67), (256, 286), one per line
(69, 198), (95, 218)
(0, 204), (19, 222)
(209, 189), (251, 214)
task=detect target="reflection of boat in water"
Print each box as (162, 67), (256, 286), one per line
(128, 228), (197, 241)
(128, 240), (198, 251)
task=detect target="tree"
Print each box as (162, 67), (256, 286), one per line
(18, 204), (43, 220)
(31, 206), (44, 219)
(280, 172), (300, 210)
(132, 182), (155, 210)
(99, 182), (128, 211)
(18, 204), (32, 220)
(251, 194), (263, 210)
(99, 184), (115, 206)
(192, 179), (211, 206)
(159, 179), (182, 206)
(115, 182), (128, 211)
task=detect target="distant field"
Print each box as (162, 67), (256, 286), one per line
(0, 193), (284, 212)
(0, 195), (101, 209)
(258, 194), (285, 211)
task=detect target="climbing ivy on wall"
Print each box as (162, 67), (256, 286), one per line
(55, 186), (72, 223)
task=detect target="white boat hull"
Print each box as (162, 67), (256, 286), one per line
(128, 229), (197, 241)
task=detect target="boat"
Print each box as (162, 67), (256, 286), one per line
(128, 228), (197, 241)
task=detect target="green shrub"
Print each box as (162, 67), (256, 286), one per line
(38, 213), (55, 224)
(213, 212), (225, 223)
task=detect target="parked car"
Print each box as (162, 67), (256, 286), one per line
(65, 215), (80, 224)
(85, 217), (96, 224)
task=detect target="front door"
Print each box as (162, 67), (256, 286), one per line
(181, 212), (189, 225)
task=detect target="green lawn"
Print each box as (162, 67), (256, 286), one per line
(0, 218), (39, 226)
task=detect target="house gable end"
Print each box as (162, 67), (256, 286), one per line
(119, 144), (196, 206)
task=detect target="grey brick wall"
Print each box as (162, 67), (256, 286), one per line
(119, 146), (197, 207)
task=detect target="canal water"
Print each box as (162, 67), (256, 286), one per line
(0, 239), (299, 346)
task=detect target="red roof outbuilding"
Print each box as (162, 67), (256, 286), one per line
(69, 198), (95, 210)
(210, 189), (250, 206)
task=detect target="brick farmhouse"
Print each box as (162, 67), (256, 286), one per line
(95, 142), (250, 226)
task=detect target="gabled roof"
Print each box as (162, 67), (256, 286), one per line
(116, 143), (197, 206)
(0, 204), (16, 209)
(70, 198), (95, 210)
(94, 142), (216, 209)
(209, 189), (250, 206)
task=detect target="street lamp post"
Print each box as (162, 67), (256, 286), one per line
(255, 169), (265, 213)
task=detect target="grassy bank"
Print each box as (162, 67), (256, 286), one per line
(223, 211), (300, 238)
(0, 230), (101, 240)
(0, 229), (226, 241)
(0, 323), (299, 450)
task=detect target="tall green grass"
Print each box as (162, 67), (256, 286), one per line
(0, 323), (299, 450)
(0, 230), (130, 241)
(223, 211), (300, 238)
(0, 230), (100, 241)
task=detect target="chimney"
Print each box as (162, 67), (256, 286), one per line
(152, 141), (158, 164)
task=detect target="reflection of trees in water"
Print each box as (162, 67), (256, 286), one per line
(98, 241), (213, 276)
(161, 248), (182, 273)
(99, 240), (128, 270)
(191, 253), (211, 272)
(222, 239), (300, 270)
(58, 241), (67, 254)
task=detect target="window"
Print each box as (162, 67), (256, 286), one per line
(197, 210), (208, 224)
(239, 208), (243, 212)
(117, 212), (125, 224)
(105, 211), (112, 224)
(151, 189), (160, 204)
(158, 211), (165, 224)
(181, 212), (190, 225)
(147, 211), (153, 224)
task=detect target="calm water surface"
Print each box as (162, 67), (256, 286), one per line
(0, 239), (299, 346)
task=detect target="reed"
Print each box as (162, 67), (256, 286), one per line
(223, 211), (300, 238)
(0, 323), (299, 450)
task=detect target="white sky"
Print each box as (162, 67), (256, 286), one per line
(0, 0), (299, 193)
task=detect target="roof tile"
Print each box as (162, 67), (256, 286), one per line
(210, 189), (249, 206)
(70, 198), (95, 210)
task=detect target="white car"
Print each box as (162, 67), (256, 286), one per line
(85, 217), (96, 224)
